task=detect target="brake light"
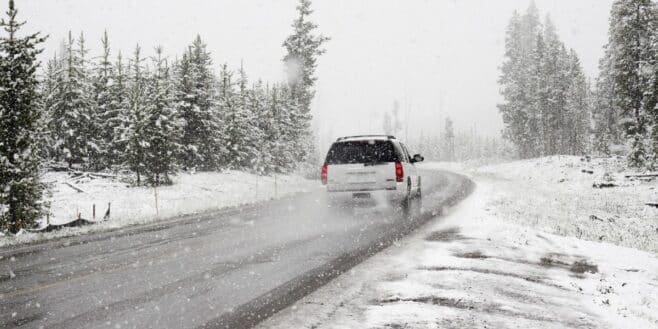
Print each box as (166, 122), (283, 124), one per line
(321, 164), (328, 185)
(395, 162), (404, 182)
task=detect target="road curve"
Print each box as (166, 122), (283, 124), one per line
(0, 170), (473, 329)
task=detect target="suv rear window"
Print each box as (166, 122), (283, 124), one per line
(325, 140), (399, 165)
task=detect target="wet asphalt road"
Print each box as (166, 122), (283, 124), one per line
(0, 170), (472, 329)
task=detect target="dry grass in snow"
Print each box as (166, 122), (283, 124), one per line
(426, 156), (658, 253)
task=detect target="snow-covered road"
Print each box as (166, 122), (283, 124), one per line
(259, 171), (658, 329)
(0, 170), (473, 329)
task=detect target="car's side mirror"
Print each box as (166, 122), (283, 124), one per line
(411, 154), (424, 163)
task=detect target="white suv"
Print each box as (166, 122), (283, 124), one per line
(321, 135), (424, 208)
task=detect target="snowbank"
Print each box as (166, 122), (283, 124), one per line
(425, 156), (658, 253)
(1, 171), (319, 247)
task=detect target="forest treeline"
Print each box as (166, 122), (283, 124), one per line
(43, 1), (327, 185)
(382, 106), (508, 163)
(500, 0), (658, 170)
(498, 2), (590, 160)
(0, 0), (327, 232)
(44, 33), (309, 185)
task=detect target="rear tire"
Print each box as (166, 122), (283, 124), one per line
(416, 178), (422, 210)
(401, 180), (412, 214)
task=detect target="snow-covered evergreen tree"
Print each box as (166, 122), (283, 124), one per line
(648, 29), (658, 168)
(564, 49), (591, 155)
(0, 0), (48, 232)
(382, 111), (393, 135)
(499, 10), (532, 158)
(267, 84), (296, 173)
(280, 83), (306, 171)
(443, 117), (455, 161)
(124, 45), (148, 185)
(605, 0), (657, 167)
(528, 30), (546, 156)
(382, 101), (403, 137)
(542, 17), (569, 155)
(50, 31), (93, 168)
(175, 36), (223, 171)
(108, 52), (130, 170)
(142, 47), (181, 185)
(593, 45), (619, 156)
(218, 63), (241, 169)
(90, 31), (115, 170)
(230, 63), (261, 169)
(75, 32), (98, 170)
(249, 80), (271, 174)
(40, 55), (60, 161)
(283, 0), (328, 165)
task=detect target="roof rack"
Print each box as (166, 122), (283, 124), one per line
(335, 135), (396, 141)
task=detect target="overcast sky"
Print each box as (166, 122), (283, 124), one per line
(22, 0), (613, 149)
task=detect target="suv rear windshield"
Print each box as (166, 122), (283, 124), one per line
(325, 140), (399, 165)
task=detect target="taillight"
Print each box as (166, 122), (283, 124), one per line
(321, 164), (328, 185)
(395, 162), (404, 182)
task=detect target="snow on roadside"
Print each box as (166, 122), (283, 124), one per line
(258, 177), (658, 329)
(425, 156), (658, 254)
(0, 171), (319, 248)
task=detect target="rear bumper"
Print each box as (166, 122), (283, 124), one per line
(326, 184), (407, 203)
(326, 187), (397, 192)
(326, 181), (404, 193)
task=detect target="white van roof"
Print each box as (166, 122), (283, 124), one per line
(335, 135), (396, 142)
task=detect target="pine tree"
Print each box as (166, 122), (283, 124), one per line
(234, 63), (261, 169)
(648, 31), (658, 168)
(279, 84), (306, 172)
(0, 0), (48, 233)
(40, 55), (60, 161)
(605, 0), (657, 167)
(143, 47), (180, 185)
(443, 117), (455, 161)
(75, 32), (98, 170)
(124, 45), (148, 185)
(381, 102), (403, 136)
(175, 36), (223, 171)
(108, 52), (130, 169)
(542, 17), (565, 155)
(90, 31), (114, 170)
(499, 10), (532, 158)
(382, 111), (393, 135)
(391, 100), (403, 136)
(529, 31), (546, 156)
(564, 49), (591, 155)
(50, 31), (92, 168)
(283, 0), (329, 165)
(218, 63), (241, 169)
(268, 84), (295, 173)
(249, 80), (270, 174)
(593, 45), (619, 155)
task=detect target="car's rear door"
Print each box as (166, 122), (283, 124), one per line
(325, 140), (398, 192)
